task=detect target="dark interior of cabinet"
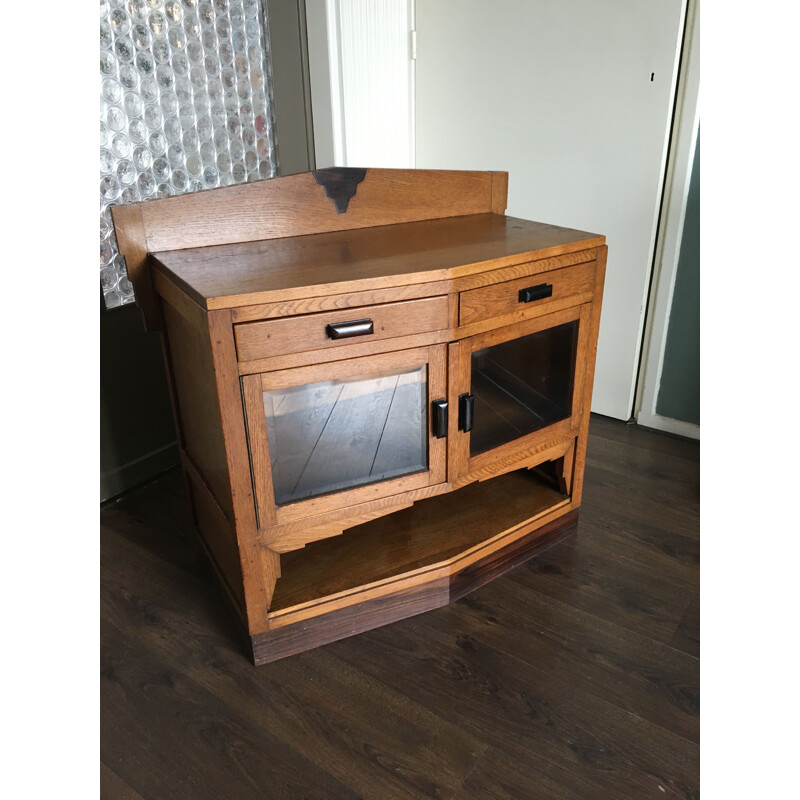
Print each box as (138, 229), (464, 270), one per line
(269, 466), (569, 614)
(470, 320), (578, 456)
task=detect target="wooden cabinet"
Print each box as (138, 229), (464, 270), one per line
(111, 168), (606, 665)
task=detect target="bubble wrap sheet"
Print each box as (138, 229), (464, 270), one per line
(100, 0), (279, 308)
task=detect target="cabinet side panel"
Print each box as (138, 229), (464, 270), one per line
(571, 247), (608, 507)
(160, 296), (234, 519)
(186, 470), (246, 617)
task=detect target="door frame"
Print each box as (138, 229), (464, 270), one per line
(634, 0), (700, 438)
(305, 0), (416, 168)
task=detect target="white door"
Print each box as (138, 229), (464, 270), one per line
(414, 0), (686, 419)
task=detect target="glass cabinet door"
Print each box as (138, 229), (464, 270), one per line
(449, 305), (590, 484)
(242, 345), (447, 525)
(265, 365), (428, 506)
(469, 320), (578, 457)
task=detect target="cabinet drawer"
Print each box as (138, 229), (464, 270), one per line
(235, 295), (450, 362)
(458, 261), (595, 327)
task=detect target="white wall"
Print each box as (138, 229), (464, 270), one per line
(306, 0), (689, 421)
(414, 0), (686, 420)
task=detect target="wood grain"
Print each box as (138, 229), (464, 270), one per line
(491, 171), (509, 214)
(456, 433), (576, 488)
(230, 279), (453, 322)
(459, 260), (595, 326)
(206, 309), (280, 633)
(269, 469), (568, 616)
(266, 507), (575, 632)
(139, 168), (500, 252)
(184, 468), (246, 615)
(453, 248), (597, 292)
(261, 482), (452, 553)
(234, 295), (449, 362)
(258, 344), (437, 393)
(570, 246), (607, 507)
(158, 296), (233, 519)
(240, 374), (277, 528)
(254, 577), (451, 665)
(151, 213), (604, 310)
(255, 509), (577, 664)
(342, 606), (698, 796)
(100, 762), (146, 800)
(228, 250), (594, 325)
(109, 203), (159, 331)
(236, 329), (451, 376)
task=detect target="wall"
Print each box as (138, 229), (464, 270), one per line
(656, 131), (700, 424)
(100, 297), (178, 502)
(412, 0), (686, 422)
(266, 0), (315, 174)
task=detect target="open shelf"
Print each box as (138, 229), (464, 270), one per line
(269, 468), (569, 615)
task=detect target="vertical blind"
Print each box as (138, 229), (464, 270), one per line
(100, 0), (279, 308)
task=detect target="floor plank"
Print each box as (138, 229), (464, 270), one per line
(100, 763), (146, 800)
(449, 747), (586, 800)
(101, 414), (700, 799)
(330, 618), (698, 799)
(507, 537), (695, 648)
(102, 493), (486, 800)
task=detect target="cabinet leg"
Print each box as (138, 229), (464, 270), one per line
(558, 442), (576, 496)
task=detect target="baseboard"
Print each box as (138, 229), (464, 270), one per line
(100, 441), (180, 502)
(635, 411), (699, 440)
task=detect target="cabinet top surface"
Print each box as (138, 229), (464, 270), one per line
(152, 213), (604, 311)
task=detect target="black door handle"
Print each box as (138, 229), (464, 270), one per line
(518, 283), (553, 303)
(458, 393), (474, 432)
(432, 399), (448, 438)
(325, 318), (374, 339)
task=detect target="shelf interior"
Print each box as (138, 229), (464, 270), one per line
(265, 366), (427, 506)
(269, 468), (569, 615)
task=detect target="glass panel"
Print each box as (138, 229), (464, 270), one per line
(470, 321), (578, 456)
(264, 365), (428, 506)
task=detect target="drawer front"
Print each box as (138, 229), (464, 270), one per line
(458, 261), (595, 327)
(235, 295), (450, 362)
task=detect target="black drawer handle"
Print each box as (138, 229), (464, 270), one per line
(325, 318), (374, 339)
(458, 393), (474, 432)
(518, 283), (553, 303)
(432, 399), (449, 439)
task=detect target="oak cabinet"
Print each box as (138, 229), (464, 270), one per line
(111, 168), (606, 664)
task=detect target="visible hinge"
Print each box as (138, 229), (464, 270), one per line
(410, 29), (417, 60)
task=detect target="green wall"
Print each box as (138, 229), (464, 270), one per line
(656, 130), (700, 425)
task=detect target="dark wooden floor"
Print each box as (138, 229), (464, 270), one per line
(101, 414), (699, 800)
